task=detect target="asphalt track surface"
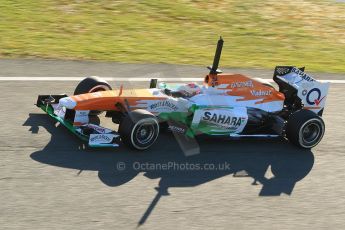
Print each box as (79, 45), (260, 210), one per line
(1, 59), (345, 229)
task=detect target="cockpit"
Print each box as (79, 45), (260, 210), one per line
(159, 82), (203, 98)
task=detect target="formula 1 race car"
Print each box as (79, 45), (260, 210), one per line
(36, 37), (330, 150)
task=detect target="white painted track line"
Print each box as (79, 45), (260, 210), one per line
(0, 77), (201, 81)
(0, 76), (344, 83)
(0, 77), (345, 84)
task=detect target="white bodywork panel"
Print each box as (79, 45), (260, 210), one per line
(190, 94), (284, 113)
(74, 110), (90, 124)
(191, 107), (248, 134)
(277, 67), (330, 114)
(52, 103), (66, 119)
(59, 97), (77, 109)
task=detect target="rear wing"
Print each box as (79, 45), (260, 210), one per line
(273, 66), (330, 115)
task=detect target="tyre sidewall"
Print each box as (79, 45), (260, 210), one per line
(297, 117), (325, 148)
(130, 117), (159, 150)
(119, 110), (160, 150)
(286, 110), (325, 149)
(74, 77), (112, 95)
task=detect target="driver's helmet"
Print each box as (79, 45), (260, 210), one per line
(176, 82), (202, 97)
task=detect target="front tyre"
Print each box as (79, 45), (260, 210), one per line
(74, 76), (112, 116)
(119, 109), (159, 150)
(286, 109), (325, 149)
(74, 76), (112, 95)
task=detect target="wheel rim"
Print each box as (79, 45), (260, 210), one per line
(135, 123), (156, 145)
(299, 119), (324, 148)
(302, 123), (320, 144)
(129, 117), (160, 150)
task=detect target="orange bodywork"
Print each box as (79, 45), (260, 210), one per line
(70, 73), (285, 111)
(204, 73), (285, 104)
(71, 89), (166, 111)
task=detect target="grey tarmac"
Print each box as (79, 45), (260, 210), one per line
(0, 59), (344, 230)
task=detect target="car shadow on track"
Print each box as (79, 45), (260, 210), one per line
(25, 113), (315, 225)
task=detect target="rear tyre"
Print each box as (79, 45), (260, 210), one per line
(74, 77), (112, 116)
(286, 109), (325, 149)
(119, 109), (160, 150)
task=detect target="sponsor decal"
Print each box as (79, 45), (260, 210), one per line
(302, 89), (308, 96)
(74, 110), (90, 124)
(89, 134), (116, 144)
(149, 100), (178, 111)
(191, 107), (248, 134)
(306, 88), (325, 106)
(168, 125), (186, 134)
(202, 111), (244, 129)
(276, 67), (290, 76)
(77, 111), (89, 116)
(250, 90), (272, 96)
(83, 124), (113, 134)
(291, 67), (314, 82)
(230, 80), (254, 88)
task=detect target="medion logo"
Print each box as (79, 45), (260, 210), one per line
(150, 100), (178, 111)
(250, 90), (272, 96)
(202, 112), (243, 127)
(231, 80), (254, 88)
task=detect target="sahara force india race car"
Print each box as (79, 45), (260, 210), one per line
(36, 38), (330, 150)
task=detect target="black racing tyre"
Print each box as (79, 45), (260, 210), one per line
(74, 76), (112, 95)
(119, 109), (160, 150)
(286, 109), (325, 149)
(159, 121), (170, 132)
(74, 77), (112, 116)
